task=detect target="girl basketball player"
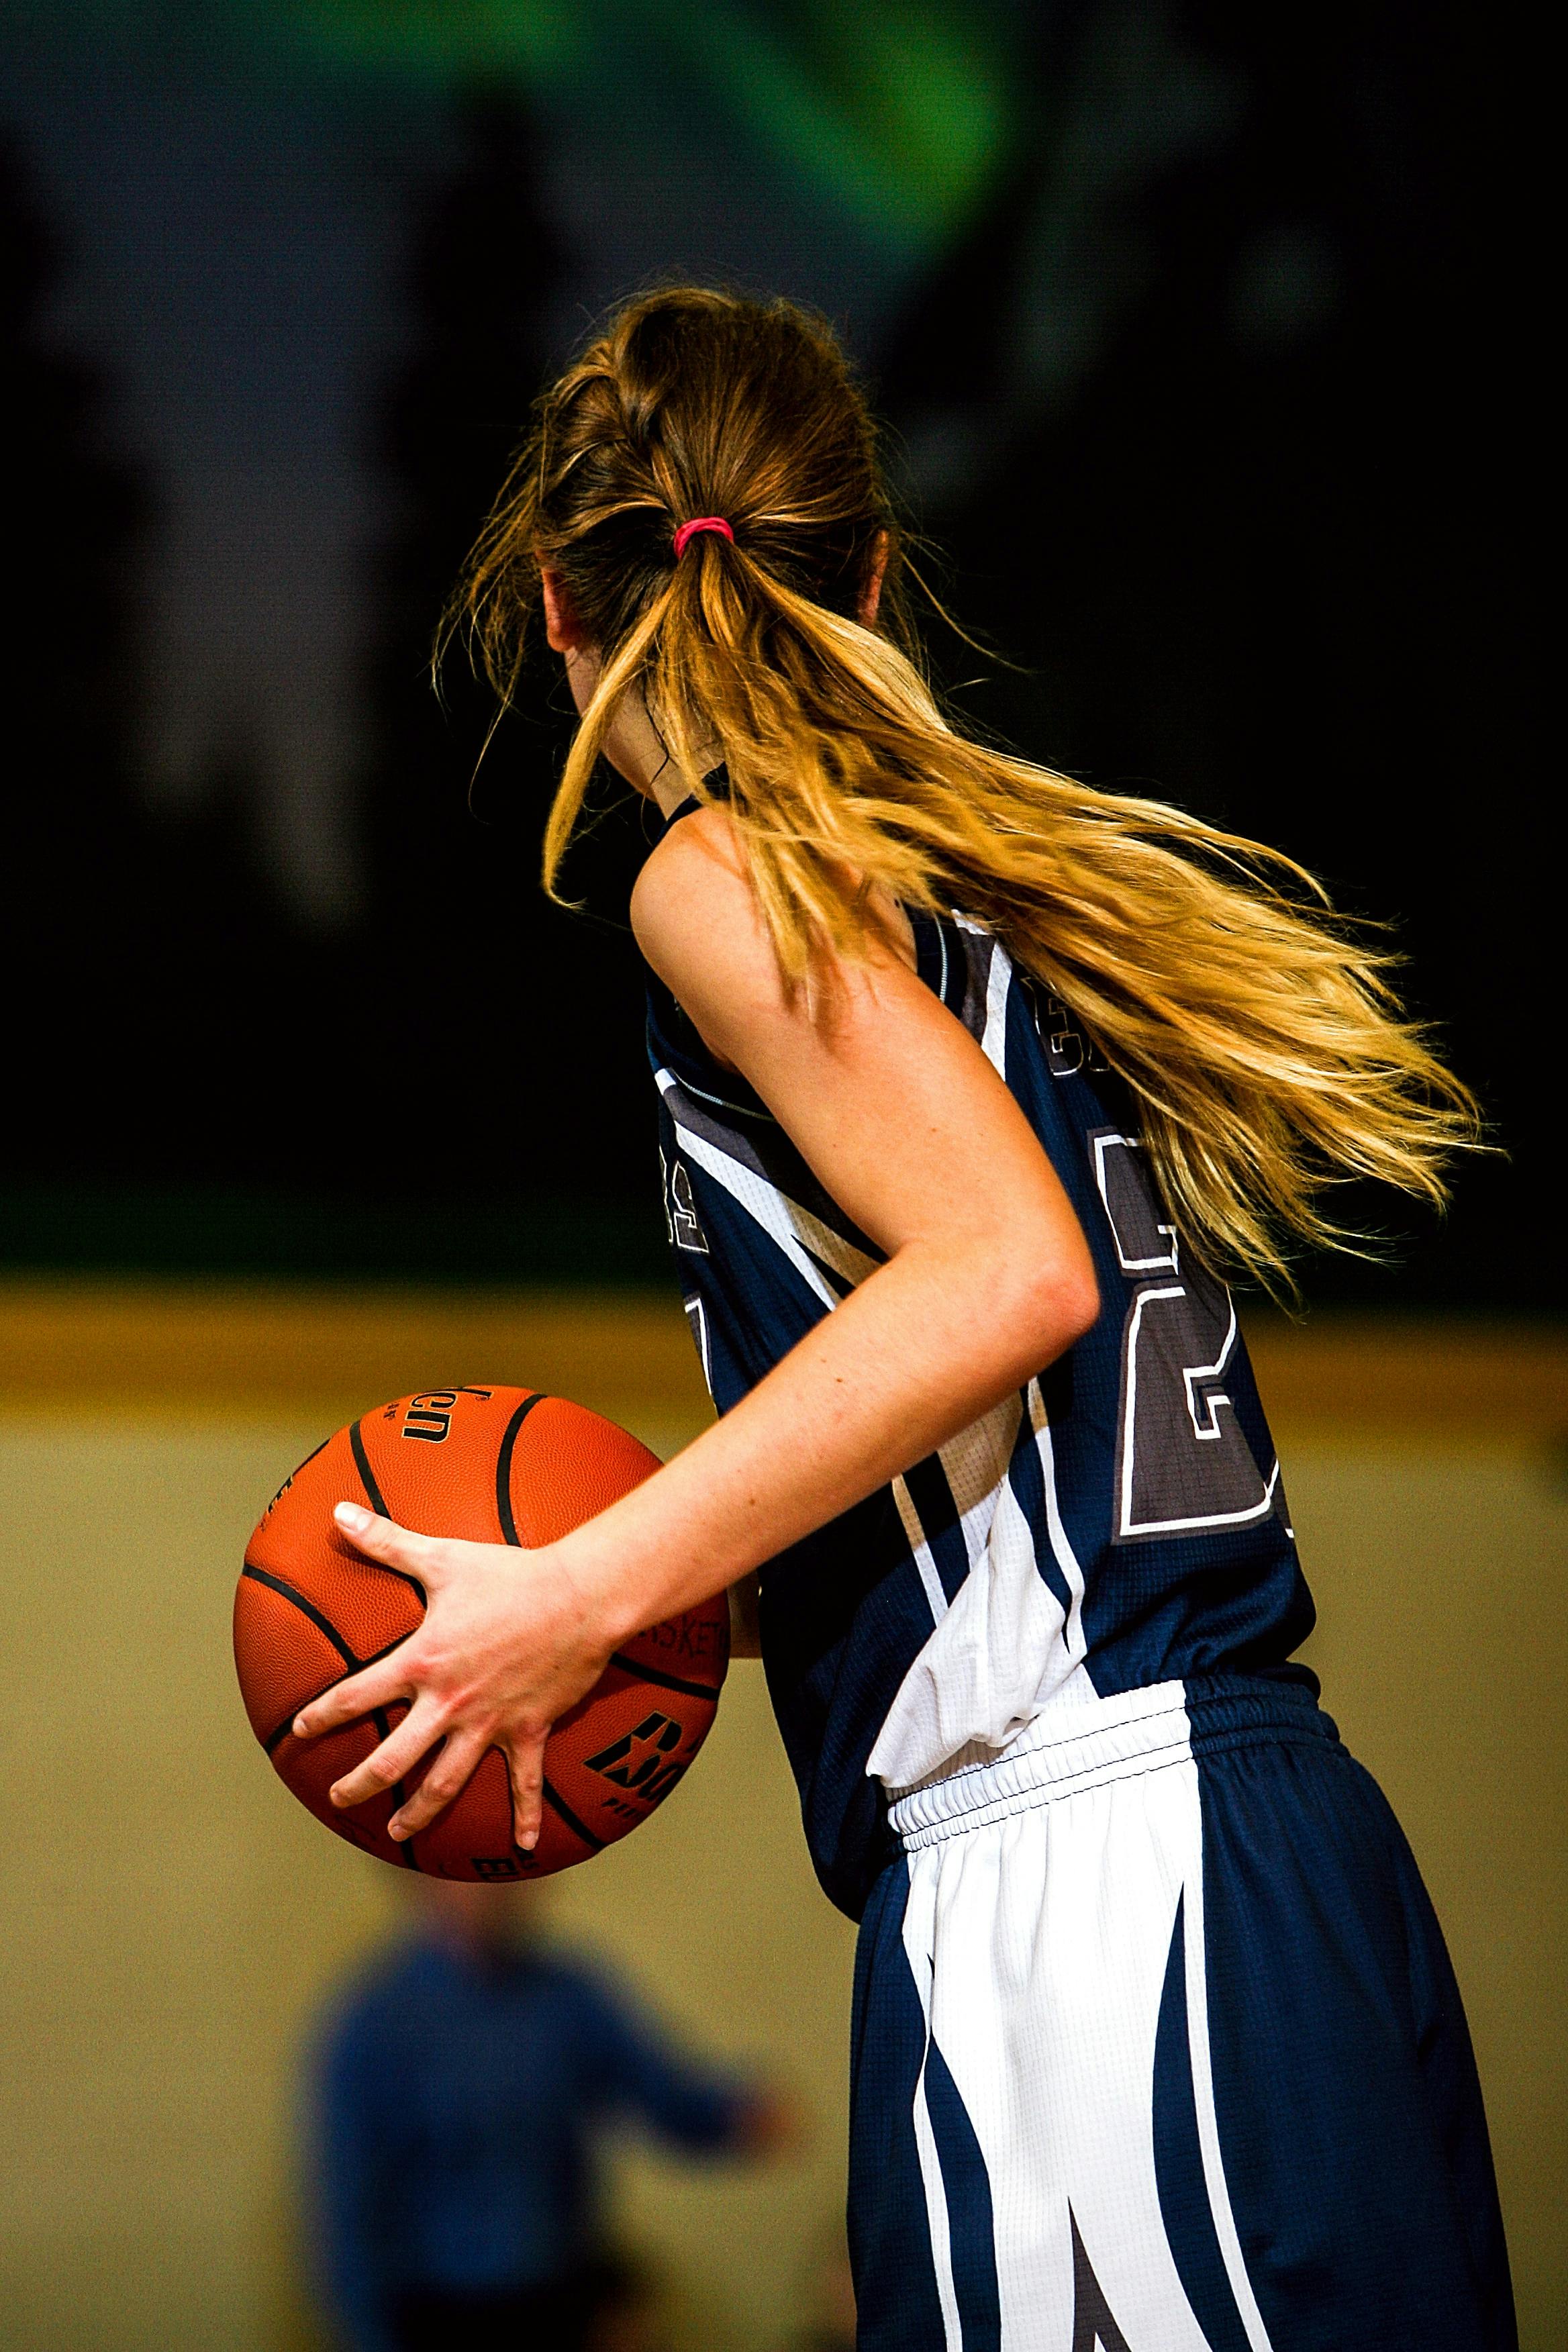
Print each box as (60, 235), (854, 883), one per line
(297, 290), (1514, 2349)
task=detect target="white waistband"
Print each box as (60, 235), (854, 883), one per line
(885, 1681), (1194, 1849)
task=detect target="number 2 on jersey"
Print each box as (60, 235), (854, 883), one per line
(1091, 1132), (1285, 1544)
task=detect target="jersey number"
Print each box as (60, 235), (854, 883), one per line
(660, 1148), (709, 1255)
(1091, 1132), (1281, 1544)
(1032, 987), (1110, 1077)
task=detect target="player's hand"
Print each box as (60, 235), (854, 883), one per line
(732, 2086), (806, 2160)
(289, 1501), (618, 1850)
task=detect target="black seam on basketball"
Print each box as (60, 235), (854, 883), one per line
(242, 1564), (360, 1670)
(344, 1420), (427, 1595)
(540, 1777), (605, 1852)
(607, 1651), (722, 1704)
(286, 1434), (332, 1483)
(494, 1392), (546, 1545)
(374, 1704), (421, 1870)
(348, 1418), (391, 1518)
(257, 1627), (418, 1757)
(261, 1689), (333, 1752)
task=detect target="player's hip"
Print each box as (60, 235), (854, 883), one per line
(848, 1675), (1514, 2351)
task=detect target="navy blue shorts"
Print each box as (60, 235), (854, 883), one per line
(849, 1677), (1515, 2351)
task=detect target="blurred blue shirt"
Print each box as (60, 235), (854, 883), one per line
(311, 1934), (745, 2352)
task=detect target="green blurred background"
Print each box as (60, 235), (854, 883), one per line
(0, 3), (1557, 2347)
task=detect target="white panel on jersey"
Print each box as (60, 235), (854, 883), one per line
(869, 1381), (1095, 1792)
(946, 918), (1012, 1075)
(889, 1395), (1022, 1633)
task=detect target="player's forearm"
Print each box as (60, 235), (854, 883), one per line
(573, 1232), (1097, 1644)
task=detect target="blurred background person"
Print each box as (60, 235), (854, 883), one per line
(309, 1876), (793, 2352)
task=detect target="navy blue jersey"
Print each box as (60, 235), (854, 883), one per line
(643, 813), (1314, 1920)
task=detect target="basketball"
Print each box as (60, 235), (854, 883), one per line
(233, 1385), (728, 1881)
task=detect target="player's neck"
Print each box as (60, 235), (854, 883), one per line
(599, 685), (721, 816)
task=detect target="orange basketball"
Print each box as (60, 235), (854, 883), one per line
(233, 1385), (728, 1881)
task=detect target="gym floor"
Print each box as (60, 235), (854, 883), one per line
(1, 1286), (1563, 2350)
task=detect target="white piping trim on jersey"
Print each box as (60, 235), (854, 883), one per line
(892, 1475), (952, 1627)
(1181, 1864), (1277, 2351)
(667, 1071), (778, 1125)
(1120, 1285), (1280, 1538)
(1028, 1378), (1088, 1665)
(980, 937), (1012, 1079)
(683, 1293), (713, 1391)
(933, 918), (950, 1008)
(1092, 1132), (1179, 1273)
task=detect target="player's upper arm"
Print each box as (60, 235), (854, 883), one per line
(630, 807), (1098, 1341)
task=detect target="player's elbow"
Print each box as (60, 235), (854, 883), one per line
(1007, 1244), (1100, 1367)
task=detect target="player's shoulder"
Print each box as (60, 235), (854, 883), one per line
(630, 799), (769, 997)
(631, 797), (746, 918)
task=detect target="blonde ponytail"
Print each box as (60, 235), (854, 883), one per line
(449, 287), (1481, 1294)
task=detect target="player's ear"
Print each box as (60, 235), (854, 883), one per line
(540, 565), (581, 653)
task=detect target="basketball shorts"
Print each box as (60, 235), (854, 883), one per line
(849, 1676), (1516, 2351)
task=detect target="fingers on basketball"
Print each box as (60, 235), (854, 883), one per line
(236, 1389), (729, 1880)
(505, 1736), (546, 1852)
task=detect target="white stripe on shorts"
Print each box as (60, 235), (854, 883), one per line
(887, 1680), (1273, 2352)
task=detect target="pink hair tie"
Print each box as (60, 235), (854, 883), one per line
(673, 515), (734, 560)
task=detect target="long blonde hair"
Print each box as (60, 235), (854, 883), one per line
(448, 285), (1479, 1291)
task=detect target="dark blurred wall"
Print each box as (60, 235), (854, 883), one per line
(0, 140), (349, 1224)
(358, 91), (658, 1223)
(0, 5), (1545, 1306)
(0, 105), (665, 1284)
(877, 1), (1538, 1306)
(0, 138), (148, 1178)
